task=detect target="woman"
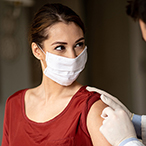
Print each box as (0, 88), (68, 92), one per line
(2, 3), (111, 146)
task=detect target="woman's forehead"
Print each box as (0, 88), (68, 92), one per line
(44, 22), (84, 43)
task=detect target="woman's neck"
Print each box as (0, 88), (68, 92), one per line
(36, 75), (82, 102)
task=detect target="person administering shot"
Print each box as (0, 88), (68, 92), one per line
(87, 0), (146, 145)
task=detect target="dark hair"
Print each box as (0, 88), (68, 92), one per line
(126, 0), (146, 23)
(29, 3), (85, 47)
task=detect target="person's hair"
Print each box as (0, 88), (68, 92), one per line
(126, 0), (146, 23)
(29, 3), (85, 48)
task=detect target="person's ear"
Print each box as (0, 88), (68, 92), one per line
(31, 42), (45, 60)
(139, 19), (146, 41)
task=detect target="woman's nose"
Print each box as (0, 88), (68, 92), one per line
(68, 49), (77, 58)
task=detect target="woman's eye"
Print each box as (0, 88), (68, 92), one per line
(55, 46), (65, 51)
(75, 42), (84, 48)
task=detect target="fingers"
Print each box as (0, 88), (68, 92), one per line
(101, 94), (120, 110)
(86, 86), (121, 106)
(101, 106), (114, 119)
(86, 86), (112, 97)
(100, 107), (114, 137)
(86, 86), (105, 94)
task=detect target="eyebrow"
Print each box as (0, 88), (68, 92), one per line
(75, 37), (85, 43)
(51, 37), (85, 46)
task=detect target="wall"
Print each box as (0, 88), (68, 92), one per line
(129, 21), (146, 114)
(0, 1), (32, 142)
(84, 0), (146, 114)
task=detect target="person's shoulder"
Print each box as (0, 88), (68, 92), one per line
(82, 85), (101, 96)
(86, 86), (113, 97)
(77, 85), (101, 103)
(86, 87), (111, 145)
(85, 86), (108, 122)
(86, 86), (108, 116)
(6, 89), (28, 105)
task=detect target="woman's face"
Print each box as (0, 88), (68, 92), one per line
(42, 22), (85, 58)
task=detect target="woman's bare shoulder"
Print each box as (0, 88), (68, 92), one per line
(87, 100), (111, 146)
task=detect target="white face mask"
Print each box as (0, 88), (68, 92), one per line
(39, 46), (87, 86)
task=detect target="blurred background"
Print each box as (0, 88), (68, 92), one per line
(1, 0), (146, 143)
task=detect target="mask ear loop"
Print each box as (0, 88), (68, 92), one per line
(37, 44), (46, 55)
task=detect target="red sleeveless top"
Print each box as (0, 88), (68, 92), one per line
(2, 86), (100, 146)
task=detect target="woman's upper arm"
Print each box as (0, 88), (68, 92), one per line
(87, 99), (112, 146)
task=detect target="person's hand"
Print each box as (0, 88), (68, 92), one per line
(86, 86), (132, 119)
(100, 99), (137, 146)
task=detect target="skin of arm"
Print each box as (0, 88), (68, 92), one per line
(87, 99), (112, 146)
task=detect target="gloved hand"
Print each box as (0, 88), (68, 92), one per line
(100, 97), (137, 146)
(86, 86), (132, 119)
